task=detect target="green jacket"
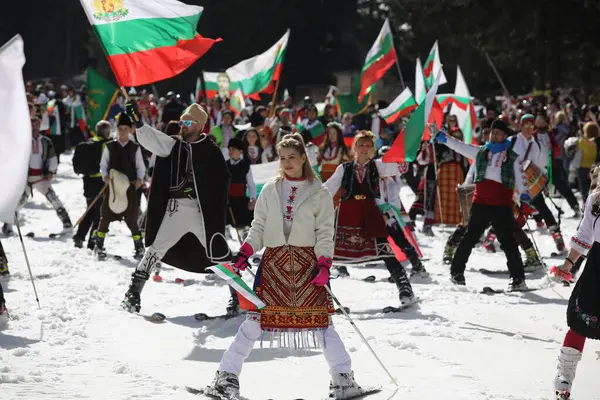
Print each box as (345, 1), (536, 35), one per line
(210, 125), (239, 147)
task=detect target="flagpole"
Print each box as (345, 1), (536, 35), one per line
(395, 59), (406, 90)
(268, 78), (281, 119)
(483, 50), (510, 98)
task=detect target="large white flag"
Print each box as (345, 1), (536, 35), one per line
(0, 35), (31, 224)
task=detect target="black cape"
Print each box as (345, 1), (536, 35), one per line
(145, 134), (231, 273)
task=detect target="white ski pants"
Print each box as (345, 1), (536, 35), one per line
(137, 198), (207, 274)
(219, 319), (352, 377)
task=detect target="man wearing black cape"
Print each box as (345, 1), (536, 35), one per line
(121, 101), (234, 314)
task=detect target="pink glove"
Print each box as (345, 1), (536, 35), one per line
(232, 242), (254, 271)
(310, 256), (332, 286)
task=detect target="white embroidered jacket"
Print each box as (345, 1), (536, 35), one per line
(245, 177), (335, 259)
(570, 192), (600, 256)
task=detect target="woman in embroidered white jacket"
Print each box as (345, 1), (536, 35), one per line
(550, 191), (600, 399)
(204, 133), (367, 400)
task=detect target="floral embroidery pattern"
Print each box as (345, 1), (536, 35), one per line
(571, 236), (591, 250)
(284, 186), (298, 221)
(575, 298), (600, 329)
(355, 163), (367, 184)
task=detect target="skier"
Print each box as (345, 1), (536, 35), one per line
(512, 114), (566, 255)
(225, 137), (256, 241)
(549, 191), (600, 399)
(2, 115), (72, 236)
(435, 119), (529, 290)
(324, 130), (425, 308)
(204, 133), (369, 400)
(120, 101), (233, 315)
(94, 113), (146, 260)
(72, 120), (112, 249)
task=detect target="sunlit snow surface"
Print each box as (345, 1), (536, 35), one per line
(1, 154), (598, 399)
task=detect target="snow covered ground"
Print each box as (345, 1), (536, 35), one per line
(1, 154), (599, 400)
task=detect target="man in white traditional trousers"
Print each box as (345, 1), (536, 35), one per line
(120, 101), (234, 315)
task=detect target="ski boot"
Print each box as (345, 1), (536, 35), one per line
(334, 265), (350, 278)
(554, 347), (581, 399)
(421, 224), (434, 237)
(204, 371), (241, 399)
(443, 242), (457, 265)
(450, 272), (466, 285)
(226, 287), (240, 317)
(482, 230), (496, 253)
(329, 372), (368, 400)
(389, 264), (417, 307)
(57, 207), (73, 231)
(405, 248), (429, 279)
(1, 224), (14, 237)
(571, 204), (581, 219)
(523, 246), (543, 272)
(507, 276), (528, 292)
(133, 234), (145, 260)
(73, 235), (84, 249)
(121, 270), (149, 313)
(93, 232), (108, 261)
(550, 225), (567, 255)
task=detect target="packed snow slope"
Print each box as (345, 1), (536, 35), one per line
(1, 154), (598, 400)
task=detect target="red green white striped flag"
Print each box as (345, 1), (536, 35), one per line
(379, 88), (417, 124)
(227, 30), (289, 97)
(382, 70), (444, 163)
(80, 0), (221, 87)
(358, 19), (397, 102)
(423, 41), (447, 90)
(415, 58), (426, 105)
(207, 263), (266, 311)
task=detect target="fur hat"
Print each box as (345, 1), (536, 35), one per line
(228, 137), (245, 151)
(117, 113), (132, 127)
(490, 119), (511, 135)
(181, 103), (208, 128)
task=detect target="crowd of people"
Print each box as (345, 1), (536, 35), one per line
(2, 81), (600, 399)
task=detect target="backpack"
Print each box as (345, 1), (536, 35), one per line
(73, 139), (104, 175)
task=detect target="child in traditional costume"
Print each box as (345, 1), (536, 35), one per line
(324, 131), (424, 308)
(550, 191), (600, 399)
(318, 122), (352, 182)
(204, 134), (367, 400)
(226, 137), (256, 240)
(241, 128), (263, 165)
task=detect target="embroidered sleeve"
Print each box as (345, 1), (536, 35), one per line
(314, 188), (335, 259)
(246, 183), (269, 252)
(323, 164), (344, 197)
(136, 124), (176, 157)
(513, 157), (527, 196)
(571, 193), (597, 256)
(444, 135), (479, 160)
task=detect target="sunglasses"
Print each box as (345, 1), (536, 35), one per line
(178, 120), (198, 127)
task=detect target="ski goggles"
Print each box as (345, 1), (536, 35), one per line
(178, 120), (199, 127)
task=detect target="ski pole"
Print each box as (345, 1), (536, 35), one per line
(324, 285), (398, 387)
(75, 184), (108, 227)
(243, 270), (398, 387)
(525, 219), (545, 266)
(14, 212), (40, 309)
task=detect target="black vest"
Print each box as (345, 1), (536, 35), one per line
(227, 159), (250, 185)
(340, 161), (381, 201)
(107, 141), (139, 181)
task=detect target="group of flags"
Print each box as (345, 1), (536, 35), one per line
(348, 18), (477, 163)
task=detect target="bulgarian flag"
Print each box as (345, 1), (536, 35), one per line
(423, 40), (447, 90)
(230, 89), (245, 116)
(358, 19), (397, 102)
(208, 264), (265, 311)
(415, 58), (426, 105)
(296, 119), (326, 146)
(80, 0), (221, 86)
(383, 70), (443, 163)
(436, 94), (470, 111)
(379, 88), (417, 124)
(226, 30), (289, 98)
